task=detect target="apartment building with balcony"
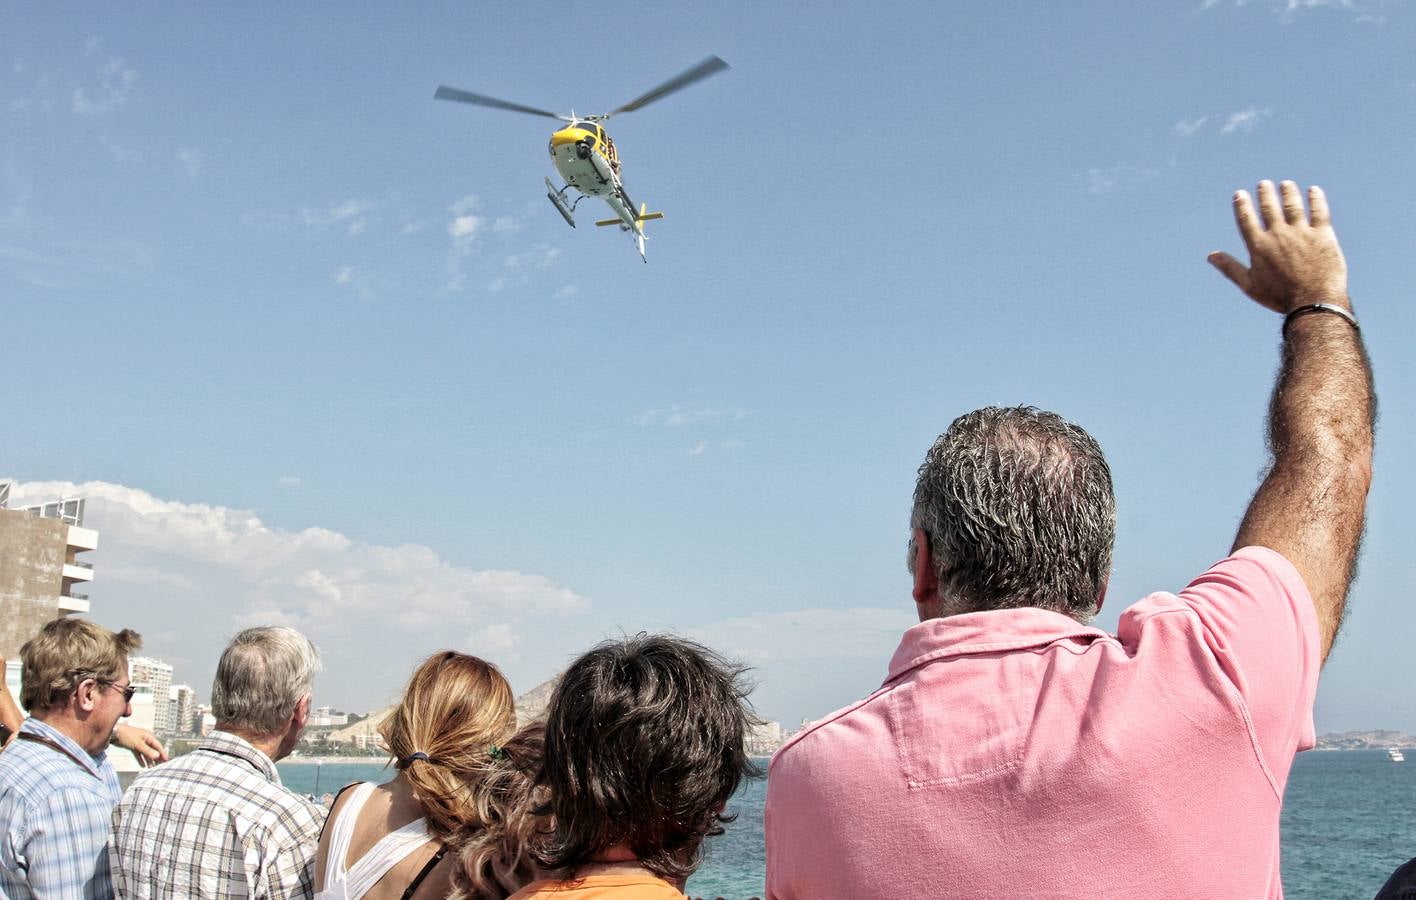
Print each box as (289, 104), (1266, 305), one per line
(0, 482), (100, 659)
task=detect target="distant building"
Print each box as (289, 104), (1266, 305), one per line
(746, 720), (785, 755)
(194, 704), (216, 736)
(0, 483), (98, 659)
(121, 685), (158, 733)
(324, 707), (394, 751)
(129, 657), (175, 734)
(308, 705), (350, 727)
(170, 684), (197, 736)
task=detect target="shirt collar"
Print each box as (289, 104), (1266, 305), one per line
(199, 730), (282, 784)
(885, 606), (1111, 684)
(20, 716), (110, 776)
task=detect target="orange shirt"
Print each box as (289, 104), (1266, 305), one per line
(509, 873), (683, 898)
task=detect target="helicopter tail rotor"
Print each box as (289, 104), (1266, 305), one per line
(595, 203), (663, 262)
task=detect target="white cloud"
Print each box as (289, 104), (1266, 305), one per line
(553, 285), (578, 300)
(450, 194), (480, 216)
(636, 405), (746, 428)
(502, 246), (559, 270)
(7, 480), (592, 708)
(278, 476), (303, 489)
(1174, 116), (1209, 137)
(493, 215), (523, 234)
(1199, 0), (1376, 21)
(333, 267), (353, 285)
(1078, 163), (1159, 196)
(1220, 106), (1272, 133)
(688, 441), (707, 456)
(300, 198), (373, 236)
(176, 147), (203, 178)
(689, 607), (916, 665)
(72, 56), (137, 115)
(448, 215), (482, 240)
(99, 134), (138, 164)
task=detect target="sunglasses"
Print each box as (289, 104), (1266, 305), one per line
(99, 680), (138, 703)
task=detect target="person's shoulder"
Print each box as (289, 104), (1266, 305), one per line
(770, 685), (893, 773)
(262, 781), (327, 843)
(0, 741), (87, 799)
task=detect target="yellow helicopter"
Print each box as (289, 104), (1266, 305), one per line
(435, 56), (728, 262)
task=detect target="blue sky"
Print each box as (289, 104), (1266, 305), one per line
(4, 1), (1415, 733)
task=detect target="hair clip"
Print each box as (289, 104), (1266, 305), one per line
(489, 745), (504, 759)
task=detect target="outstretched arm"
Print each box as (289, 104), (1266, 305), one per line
(0, 655), (21, 746)
(1210, 180), (1375, 662)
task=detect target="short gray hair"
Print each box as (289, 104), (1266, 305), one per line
(211, 626), (321, 735)
(909, 406), (1116, 620)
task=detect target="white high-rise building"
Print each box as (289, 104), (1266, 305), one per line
(129, 657), (174, 734)
(169, 684), (196, 736)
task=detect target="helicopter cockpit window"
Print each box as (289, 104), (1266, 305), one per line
(575, 122), (601, 139)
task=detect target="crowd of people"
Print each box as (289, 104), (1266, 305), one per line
(0, 181), (1405, 898)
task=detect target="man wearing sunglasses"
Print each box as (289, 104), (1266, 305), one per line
(0, 618), (143, 899)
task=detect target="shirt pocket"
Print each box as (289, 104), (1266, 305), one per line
(885, 673), (1029, 789)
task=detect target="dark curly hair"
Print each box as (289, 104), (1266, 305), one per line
(449, 722), (548, 899)
(534, 634), (758, 883)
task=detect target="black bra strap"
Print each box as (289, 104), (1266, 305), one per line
(401, 844), (448, 900)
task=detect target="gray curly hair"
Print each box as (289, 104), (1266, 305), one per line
(908, 406), (1116, 620)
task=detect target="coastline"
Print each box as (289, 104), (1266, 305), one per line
(281, 756), (394, 766)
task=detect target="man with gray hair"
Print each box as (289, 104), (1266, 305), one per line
(765, 181), (1375, 897)
(109, 626), (327, 899)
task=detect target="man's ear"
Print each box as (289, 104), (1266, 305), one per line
(292, 693), (312, 731)
(911, 528), (937, 604)
(1095, 577), (1109, 615)
(75, 678), (100, 713)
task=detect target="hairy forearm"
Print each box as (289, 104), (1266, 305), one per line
(1235, 312), (1375, 654)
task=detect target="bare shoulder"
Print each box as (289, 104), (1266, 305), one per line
(407, 846), (456, 900)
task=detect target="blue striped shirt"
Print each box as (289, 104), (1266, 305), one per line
(0, 717), (121, 899)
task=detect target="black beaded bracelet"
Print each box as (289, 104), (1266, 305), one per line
(1282, 303), (1359, 338)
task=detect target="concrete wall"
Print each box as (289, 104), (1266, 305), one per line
(0, 512), (66, 659)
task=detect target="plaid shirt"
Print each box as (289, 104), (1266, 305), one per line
(0, 717), (123, 900)
(108, 731), (326, 899)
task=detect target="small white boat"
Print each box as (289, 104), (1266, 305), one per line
(1389, 747), (1406, 762)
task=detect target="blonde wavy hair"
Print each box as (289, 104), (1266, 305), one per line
(449, 722), (548, 900)
(379, 651), (516, 840)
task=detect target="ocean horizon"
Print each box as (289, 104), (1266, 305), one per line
(278, 748), (1415, 898)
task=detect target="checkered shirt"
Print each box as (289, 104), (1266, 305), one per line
(0, 717), (123, 900)
(108, 730), (327, 899)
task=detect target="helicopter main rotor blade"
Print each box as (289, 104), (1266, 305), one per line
(606, 56), (729, 118)
(433, 85), (568, 120)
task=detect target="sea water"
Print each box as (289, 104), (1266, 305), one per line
(279, 749), (1416, 898)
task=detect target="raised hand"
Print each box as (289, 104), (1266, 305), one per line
(1208, 180), (1349, 314)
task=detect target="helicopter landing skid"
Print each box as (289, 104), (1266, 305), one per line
(546, 178), (578, 228)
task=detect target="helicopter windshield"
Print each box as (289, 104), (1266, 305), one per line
(573, 122), (601, 138)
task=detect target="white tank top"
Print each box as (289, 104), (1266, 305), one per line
(315, 782), (437, 900)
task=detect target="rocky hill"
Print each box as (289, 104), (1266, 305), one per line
(1314, 730), (1414, 750)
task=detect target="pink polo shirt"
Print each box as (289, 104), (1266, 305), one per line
(765, 547), (1319, 899)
